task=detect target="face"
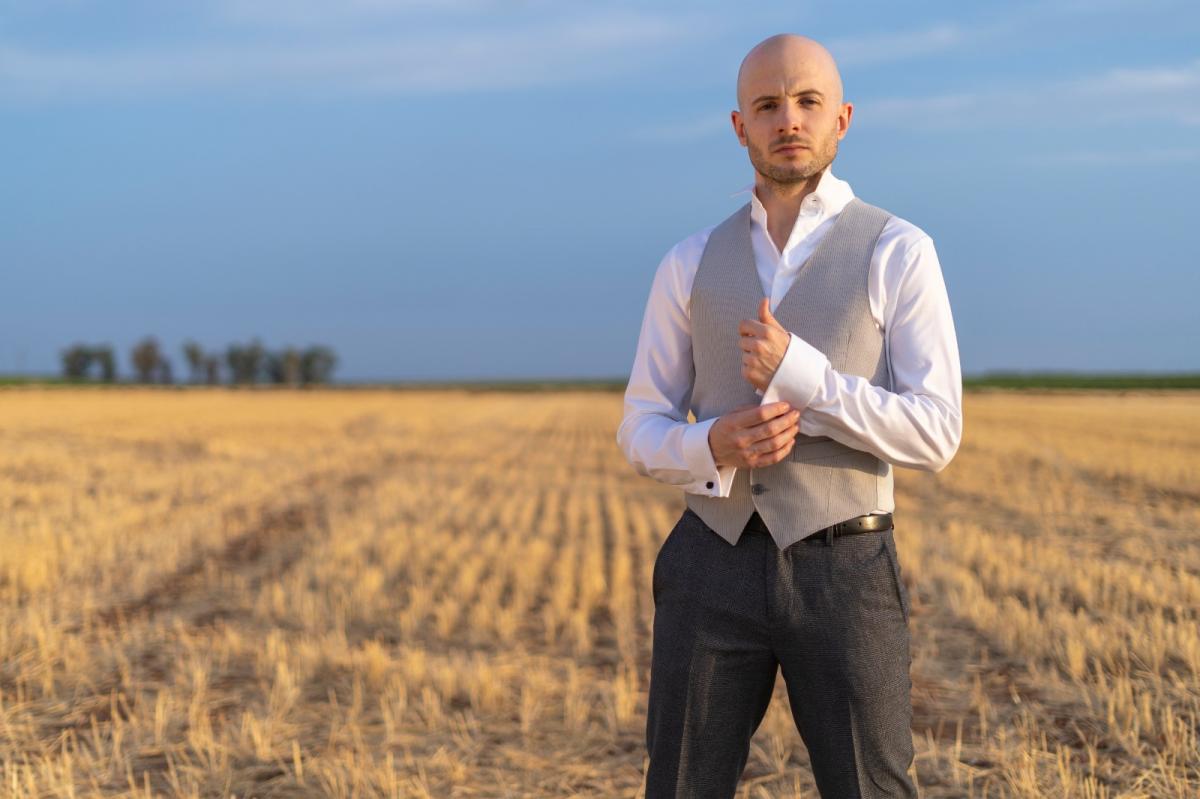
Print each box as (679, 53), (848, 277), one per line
(731, 43), (851, 187)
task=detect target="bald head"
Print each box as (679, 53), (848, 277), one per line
(736, 34), (843, 112)
(730, 34), (851, 189)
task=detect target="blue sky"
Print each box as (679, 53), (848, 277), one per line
(2, 0), (1197, 381)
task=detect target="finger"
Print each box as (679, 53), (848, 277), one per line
(734, 401), (791, 426)
(738, 320), (766, 338)
(753, 410), (800, 438)
(746, 435), (794, 467)
(748, 416), (799, 444)
(750, 401), (793, 423)
(743, 419), (797, 450)
(738, 336), (766, 353)
(758, 427), (796, 458)
(764, 423), (799, 451)
(757, 436), (796, 466)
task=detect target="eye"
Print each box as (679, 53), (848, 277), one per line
(759, 102), (776, 110)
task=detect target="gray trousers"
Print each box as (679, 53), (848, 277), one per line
(645, 508), (917, 798)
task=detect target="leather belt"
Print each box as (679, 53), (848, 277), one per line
(742, 510), (893, 546)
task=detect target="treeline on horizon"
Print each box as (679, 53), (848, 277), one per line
(57, 337), (336, 386)
(961, 371), (1200, 390)
(4, 363), (1197, 391)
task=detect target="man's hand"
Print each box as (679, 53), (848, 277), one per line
(708, 401), (801, 469)
(738, 297), (791, 392)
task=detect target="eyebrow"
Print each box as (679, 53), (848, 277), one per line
(751, 89), (824, 105)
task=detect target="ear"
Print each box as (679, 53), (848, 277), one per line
(731, 110), (747, 147)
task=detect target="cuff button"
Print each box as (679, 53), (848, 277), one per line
(706, 481), (714, 489)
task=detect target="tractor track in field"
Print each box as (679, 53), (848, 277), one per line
(0, 450), (405, 755)
(75, 451), (399, 636)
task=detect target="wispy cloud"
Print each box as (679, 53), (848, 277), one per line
(629, 114), (730, 143)
(1028, 146), (1200, 166)
(213, 0), (530, 28)
(860, 58), (1200, 130)
(826, 23), (968, 68)
(0, 9), (706, 101)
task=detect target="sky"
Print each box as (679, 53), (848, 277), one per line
(2, 0), (1198, 381)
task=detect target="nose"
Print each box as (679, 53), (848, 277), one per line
(777, 101), (803, 134)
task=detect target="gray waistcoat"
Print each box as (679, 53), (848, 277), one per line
(685, 196), (895, 550)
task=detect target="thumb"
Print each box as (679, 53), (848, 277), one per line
(759, 297), (780, 327)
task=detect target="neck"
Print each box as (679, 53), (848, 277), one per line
(754, 168), (825, 253)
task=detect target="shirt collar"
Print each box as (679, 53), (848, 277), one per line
(730, 167), (855, 229)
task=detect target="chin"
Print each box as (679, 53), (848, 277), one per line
(775, 155), (812, 169)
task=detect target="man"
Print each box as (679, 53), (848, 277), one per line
(616, 34), (962, 798)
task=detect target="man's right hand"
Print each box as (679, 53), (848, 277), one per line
(707, 401), (801, 469)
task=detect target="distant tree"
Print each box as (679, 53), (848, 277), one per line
(226, 338), (265, 385)
(131, 337), (163, 383)
(300, 345), (337, 385)
(61, 344), (92, 380)
(204, 355), (221, 385)
(245, 340), (264, 383)
(182, 340), (206, 383)
(283, 347), (302, 386)
(265, 346), (303, 386)
(225, 345), (244, 384)
(93, 345), (117, 382)
(156, 358), (174, 385)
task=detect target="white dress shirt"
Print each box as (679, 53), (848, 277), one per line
(616, 167), (963, 506)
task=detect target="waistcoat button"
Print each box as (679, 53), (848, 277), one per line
(750, 483), (766, 495)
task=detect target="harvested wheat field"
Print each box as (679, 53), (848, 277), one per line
(0, 387), (1197, 798)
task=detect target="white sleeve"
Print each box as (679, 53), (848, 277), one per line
(616, 240), (737, 496)
(760, 234), (963, 471)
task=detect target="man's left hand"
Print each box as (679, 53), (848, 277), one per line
(738, 297), (791, 392)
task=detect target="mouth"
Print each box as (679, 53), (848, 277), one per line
(774, 144), (808, 154)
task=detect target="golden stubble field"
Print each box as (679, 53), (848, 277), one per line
(0, 388), (1197, 798)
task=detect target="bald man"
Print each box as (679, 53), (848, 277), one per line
(617, 34), (962, 797)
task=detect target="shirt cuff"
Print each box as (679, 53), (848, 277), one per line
(681, 417), (735, 497)
(761, 332), (829, 409)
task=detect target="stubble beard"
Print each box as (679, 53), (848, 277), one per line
(747, 121), (839, 189)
